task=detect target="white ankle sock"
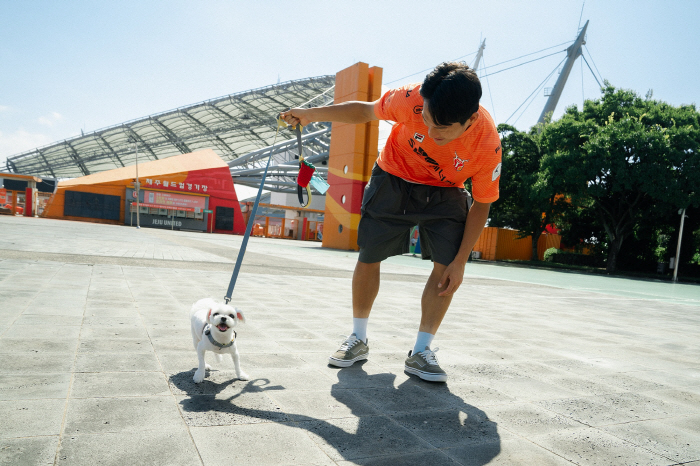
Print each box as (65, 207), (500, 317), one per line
(353, 318), (368, 343)
(413, 331), (434, 355)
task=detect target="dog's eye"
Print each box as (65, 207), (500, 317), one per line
(212, 313), (219, 317)
(229, 314), (235, 319)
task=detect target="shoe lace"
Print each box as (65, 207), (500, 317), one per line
(338, 334), (360, 351)
(421, 347), (440, 365)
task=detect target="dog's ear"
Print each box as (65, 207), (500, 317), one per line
(207, 309), (212, 322)
(235, 308), (245, 324)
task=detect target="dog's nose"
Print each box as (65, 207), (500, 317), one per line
(220, 316), (227, 322)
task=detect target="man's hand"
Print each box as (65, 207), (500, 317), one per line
(437, 260), (467, 296)
(280, 108), (311, 127)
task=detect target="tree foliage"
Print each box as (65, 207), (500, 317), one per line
(490, 124), (560, 260)
(491, 84), (700, 273)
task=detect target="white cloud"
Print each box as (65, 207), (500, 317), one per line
(0, 105), (10, 113)
(37, 112), (64, 127)
(0, 130), (54, 167)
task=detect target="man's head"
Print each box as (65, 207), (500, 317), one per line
(420, 62), (482, 145)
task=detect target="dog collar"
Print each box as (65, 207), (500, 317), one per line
(204, 324), (236, 349)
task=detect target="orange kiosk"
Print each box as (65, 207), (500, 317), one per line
(322, 62), (383, 251)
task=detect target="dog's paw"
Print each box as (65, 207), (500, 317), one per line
(237, 372), (250, 381)
(205, 364), (212, 371)
(193, 369), (205, 383)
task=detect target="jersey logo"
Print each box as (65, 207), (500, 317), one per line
(492, 163), (502, 181)
(453, 153), (468, 172)
(413, 105), (423, 114)
(407, 139), (454, 185)
(414, 133), (425, 143)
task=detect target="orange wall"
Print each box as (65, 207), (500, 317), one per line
(43, 182), (126, 224)
(473, 227), (562, 261)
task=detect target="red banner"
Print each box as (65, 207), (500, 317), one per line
(131, 202), (195, 212)
(143, 190), (206, 210)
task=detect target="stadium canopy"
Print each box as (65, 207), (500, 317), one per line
(5, 76), (335, 193)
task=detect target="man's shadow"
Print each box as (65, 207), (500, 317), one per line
(170, 363), (500, 464)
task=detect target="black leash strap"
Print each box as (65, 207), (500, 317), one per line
(295, 125), (312, 207)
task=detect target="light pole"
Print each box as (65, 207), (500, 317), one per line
(134, 141), (141, 229)
(672, 208), (688, 282)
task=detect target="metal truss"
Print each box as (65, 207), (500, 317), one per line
(229, 123), (332, 193)
(5, 76), (336, 180)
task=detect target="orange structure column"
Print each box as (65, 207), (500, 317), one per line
(322, 62), (383, 251)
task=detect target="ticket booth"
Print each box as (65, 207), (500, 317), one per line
(0, 172), (48, 216)
(41, 149), (245, 234)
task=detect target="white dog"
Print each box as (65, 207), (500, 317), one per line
(190, 298), (249, 383)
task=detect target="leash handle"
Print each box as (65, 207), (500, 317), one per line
(294, 125), (313, 207)
(297, 184), (312, 207)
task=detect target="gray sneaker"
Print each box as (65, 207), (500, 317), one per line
(329, 334), (369, 367)
(404, 347), (448, 382)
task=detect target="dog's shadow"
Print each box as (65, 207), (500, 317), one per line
(170, 364), (501, 464)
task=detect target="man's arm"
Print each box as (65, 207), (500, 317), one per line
(280, 101), (378, 127)
(437, 200), (491, 296)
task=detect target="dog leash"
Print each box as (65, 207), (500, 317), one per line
(296, 125), (314, 207)
(224, 116), (293, 304)
(295, 126), (331, 206)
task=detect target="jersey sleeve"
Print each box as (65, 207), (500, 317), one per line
(470, 133), (502, 204)
(373, 84), (420, 123)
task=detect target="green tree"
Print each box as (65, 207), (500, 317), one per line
(490, 124), (561, 260)
(541, 85), (700, 272)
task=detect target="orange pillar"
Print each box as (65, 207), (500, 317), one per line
(322, 62), (383, 251)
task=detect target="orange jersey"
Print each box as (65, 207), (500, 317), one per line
(374, 83), (502, 203)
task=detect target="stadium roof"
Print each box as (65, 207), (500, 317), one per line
(5, 76), (335, 189)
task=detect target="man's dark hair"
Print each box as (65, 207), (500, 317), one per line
(420, 62), (482, 126)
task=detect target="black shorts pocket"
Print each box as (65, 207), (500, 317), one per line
(361, 164), (387, 213)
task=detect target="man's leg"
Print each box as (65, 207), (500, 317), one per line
(419, 262), (452, 334)
(350, 261), (380, 343)
(353, 261), (381, 318)
(328, 260), (379, 367)
(405, 262), (451, 382)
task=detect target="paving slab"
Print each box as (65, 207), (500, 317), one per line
(1, 215), (699, 465)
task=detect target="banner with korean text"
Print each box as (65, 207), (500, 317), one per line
(143, 190), (206, 211)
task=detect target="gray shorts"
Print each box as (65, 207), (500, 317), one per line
(357, 164), (471, 265)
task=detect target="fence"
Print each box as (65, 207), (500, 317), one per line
(1, 190), (53, 216)
(250, 216), (323, 242)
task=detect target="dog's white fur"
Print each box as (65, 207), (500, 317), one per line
(190, 298), (249, 383)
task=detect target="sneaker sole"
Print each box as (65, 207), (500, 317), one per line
(404, 365), (448, 382)
(328, 354), (368, 367)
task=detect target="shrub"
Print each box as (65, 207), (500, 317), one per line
(543, 247), (559, 262)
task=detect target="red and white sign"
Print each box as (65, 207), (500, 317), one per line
(133, 202), (195, 212)
(0, 188), (6, 204)
(143, 190), (206, 211)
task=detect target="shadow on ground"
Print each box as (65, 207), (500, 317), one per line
(170, 363), (501, 465)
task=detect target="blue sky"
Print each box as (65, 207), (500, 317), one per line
(1, 0), (698, 172)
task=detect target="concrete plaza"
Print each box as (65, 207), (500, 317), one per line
(1, 214), (699, 465)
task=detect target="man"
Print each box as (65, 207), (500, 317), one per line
(281, 62), (501, 382)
